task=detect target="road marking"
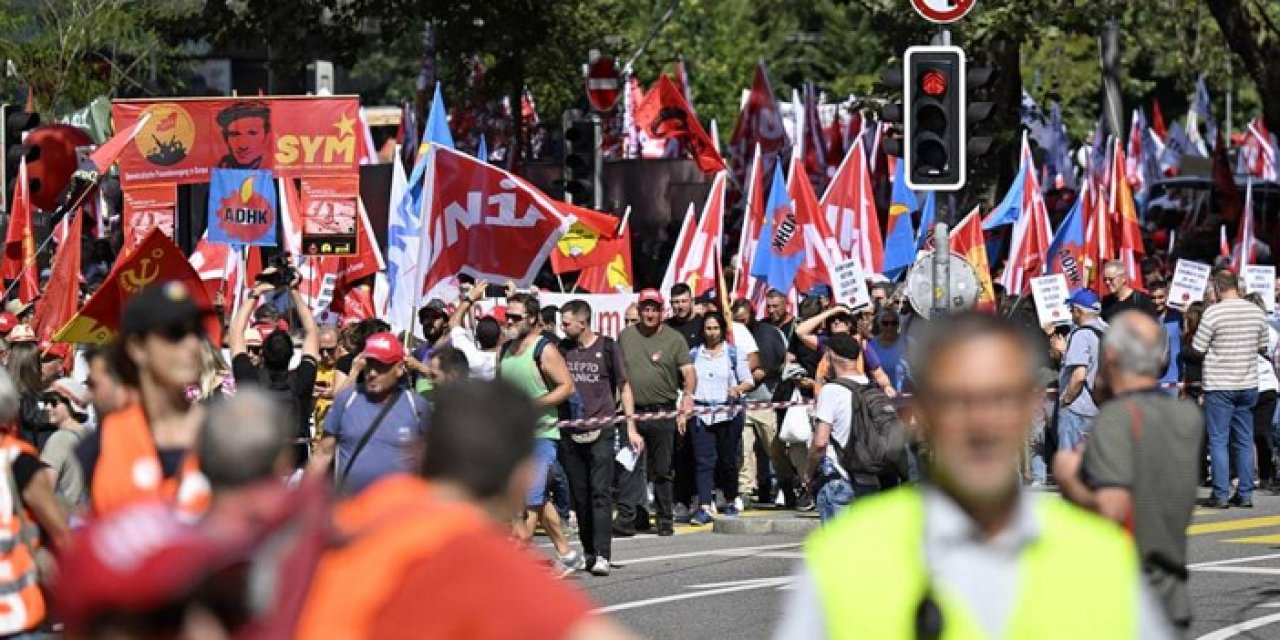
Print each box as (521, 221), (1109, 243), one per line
(1223, 533), (1280, 545)
(1188, 515), (1280, 536)
(617, 542), (801, 566)
(1197, 611), (1280, 639)
(1193, 567), (1280, 576)
(1189, 553), (1280, 568)
(595, 576), (794, 613)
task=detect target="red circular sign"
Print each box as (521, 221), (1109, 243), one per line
(587, 57), (621, 113)
(910, 0), (978, 24)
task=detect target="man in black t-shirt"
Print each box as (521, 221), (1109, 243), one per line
(1101, 260), (1158, 321)
(665, 283), (703, 348)
(230, 269), (320, 466)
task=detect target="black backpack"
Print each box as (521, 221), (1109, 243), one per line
(826, 379), (907, 478)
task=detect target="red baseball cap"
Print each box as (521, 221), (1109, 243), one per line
(0, 313), (17, 335)
(362, 332), (404, 365)
(637, 288), (664, 307)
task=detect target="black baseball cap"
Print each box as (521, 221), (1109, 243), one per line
(119, 281), (213, 339)
(827, 333), (862, 360)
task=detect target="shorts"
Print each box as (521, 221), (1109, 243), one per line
(525, 437), (559, 507)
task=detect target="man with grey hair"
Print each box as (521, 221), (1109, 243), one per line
(198, 388), (293, 502)
(1101, 260), (1157, 321)
(1055, 310), (1202, 632)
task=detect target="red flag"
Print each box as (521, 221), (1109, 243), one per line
(732, 147), (766, 300)
(820, 136), (883, 274)
(33, 208), (84, 344)
(635, 74), (726, 174)
(550, 203), (623, 274)
(789, 155), (844, 293)
(727, 61), (789, 206)
(1084, 175), (1112, 293)
(1233, 180), (1258, 273)
(577, 217), (634, 294)
(660, 204), (698, 295)
(2, 159), (38, 303)
(952, 206), (996, 311)
(1213, 130), (1244, 223)
(417, 145), (573, 297)
(1151, 100), (1167, 142)
(669, 173), (728, 297)
(89, 112), (152, 174)
(55, 229), (220, 345)
(1110, 138), (1145, 290)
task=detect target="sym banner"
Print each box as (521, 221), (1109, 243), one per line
(473, 293), (636, 338)
(112, 96), (362, 185)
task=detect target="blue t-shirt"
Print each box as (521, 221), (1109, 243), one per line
(325, 385), (430, 495)
(873, 337), (906, 390)
(1160, 311), (1183, 385)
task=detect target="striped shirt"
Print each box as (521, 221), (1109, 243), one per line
(1192, 298), (1270, 391)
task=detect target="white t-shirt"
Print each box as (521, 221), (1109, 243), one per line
(730, 323), (759, 357)
(1260, 326), (1280, 393)
(813, 374), (869, 480)
(449, 326), (496, 380)
(692, 343), (753, 424)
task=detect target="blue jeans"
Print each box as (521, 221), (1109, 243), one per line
(525, 437), (560, 507)
(1057, 408), (1093, 452)
(691, 415), (744, 507)
(815, 459), (876, 522)
(1205, 389), (1260, 502)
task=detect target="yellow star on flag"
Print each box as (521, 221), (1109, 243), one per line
(334, 114), (356, 139)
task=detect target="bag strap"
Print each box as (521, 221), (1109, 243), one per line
(1066, 325), (1105, 401)
(1120, 396), (1144, 534)
(337, 390), (402, 489)
(825, 378), (864, 462)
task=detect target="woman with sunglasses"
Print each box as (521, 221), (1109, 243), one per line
(796, 306), (897, 399)
(687, 312), (755, 525)
(81, 281), (214, 520)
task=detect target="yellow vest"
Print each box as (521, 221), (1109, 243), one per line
(806, 487), (1138, 639)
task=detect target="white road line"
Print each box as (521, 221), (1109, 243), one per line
(1193, 567), (1280, 576)
(616, 543), (801, 566)
(595, 576), (794, 613)
(1189, 553), (1280, 569)
(1197, 612), (1280, 640)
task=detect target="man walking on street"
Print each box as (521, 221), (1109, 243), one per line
(558, 300), (639, 576)
(804, 334), (876, 522)
(615, 289), (695, 537)
(1056, 311), (1203, 632)
(499, 293), (581, 574)
(1193, 270), (1270, 508)
(1059, 289), (1107, 451)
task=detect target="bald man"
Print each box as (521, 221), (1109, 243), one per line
(198, 388), (295, 510)
(1055, 311), (1202, 632)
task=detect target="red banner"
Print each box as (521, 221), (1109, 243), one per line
(420, 145), (573, 295)
(301, 176), (359, 255)
(111, 96), (362, 185)
(122, 184), (177, 252)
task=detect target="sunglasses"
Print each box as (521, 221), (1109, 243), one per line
(154, 319), (205, 342)
(505, 313), (525, 324)
(40, 393), (66, 407)
(625, 318), (639, 325)
(247, 346), (263, 355)
(320, 347), (336, 356)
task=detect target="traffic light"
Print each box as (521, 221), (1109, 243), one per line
(966, 64), (997, 159)
(1, 104), (39, 213)
(880, 64), (905, 158)
(561, 115), (602, 209)
(904, 45), (965, 191)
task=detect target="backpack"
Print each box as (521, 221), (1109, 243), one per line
(1065, 325), (1105, 401)
(826, 378), (907, 478)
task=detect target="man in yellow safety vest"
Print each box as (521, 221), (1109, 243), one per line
(775, 312), (1175, 639)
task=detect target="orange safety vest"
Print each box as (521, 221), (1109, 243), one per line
(0, 435), (44, 634)
(295, 475), (488, 640)
(90, 404), (211, 520)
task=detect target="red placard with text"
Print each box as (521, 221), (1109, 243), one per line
(301, 176), (360, 256)
(121, 184), (177, 251)
(111, 96), (362, 185)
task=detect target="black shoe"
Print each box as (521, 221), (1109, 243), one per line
(1200, 498), (1230, 509)
(612, 519), (636, 537)
(634, 508), (652, 532)
(1229, 494), (1255, 508)
(657, 523), (675, 537)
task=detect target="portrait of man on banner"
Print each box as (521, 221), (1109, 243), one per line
(206, 168), (278, 247)
(216, 101), (273, 170)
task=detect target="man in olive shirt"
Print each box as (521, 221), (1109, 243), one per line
(615, 288), (696, 537)
(1055, 311), (1202, 631)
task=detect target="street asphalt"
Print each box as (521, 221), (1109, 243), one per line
(540, 494), (1280, 639)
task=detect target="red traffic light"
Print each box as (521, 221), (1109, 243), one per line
(921, 70), (947, 96)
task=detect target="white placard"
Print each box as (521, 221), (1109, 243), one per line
(473, 293), (637, 338)
(1029, 274), (1071, 326)
(1168, 259), (1212, 311)
(1244, 265), (1277, 314)
(831, 256), (872, 311)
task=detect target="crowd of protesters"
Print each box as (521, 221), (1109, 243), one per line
(0, 246), (1260, 637)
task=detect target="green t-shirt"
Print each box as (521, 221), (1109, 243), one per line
(499, 336), (560, 439)
(1081, 390), (1203, 626)
(618, 324), (691, 406)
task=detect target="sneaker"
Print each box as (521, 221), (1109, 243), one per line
(673, 503), (689, 519)
(733, 496), (746, 513)
(557, 551), (585, 577)
(1199, 497), (1230, 509)
(713, 489), (727, 512)
(721, 504), (740, 517)
(796, 495), (817, 512)
(690, 509), (714, 526)
(612, 518), (636, 537)
(657, 524), (675, 537)
(590, 557), (612, 576)
(1229, 494), (1255, 508)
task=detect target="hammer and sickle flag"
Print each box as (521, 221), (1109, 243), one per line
(56, 229), (220, 345)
